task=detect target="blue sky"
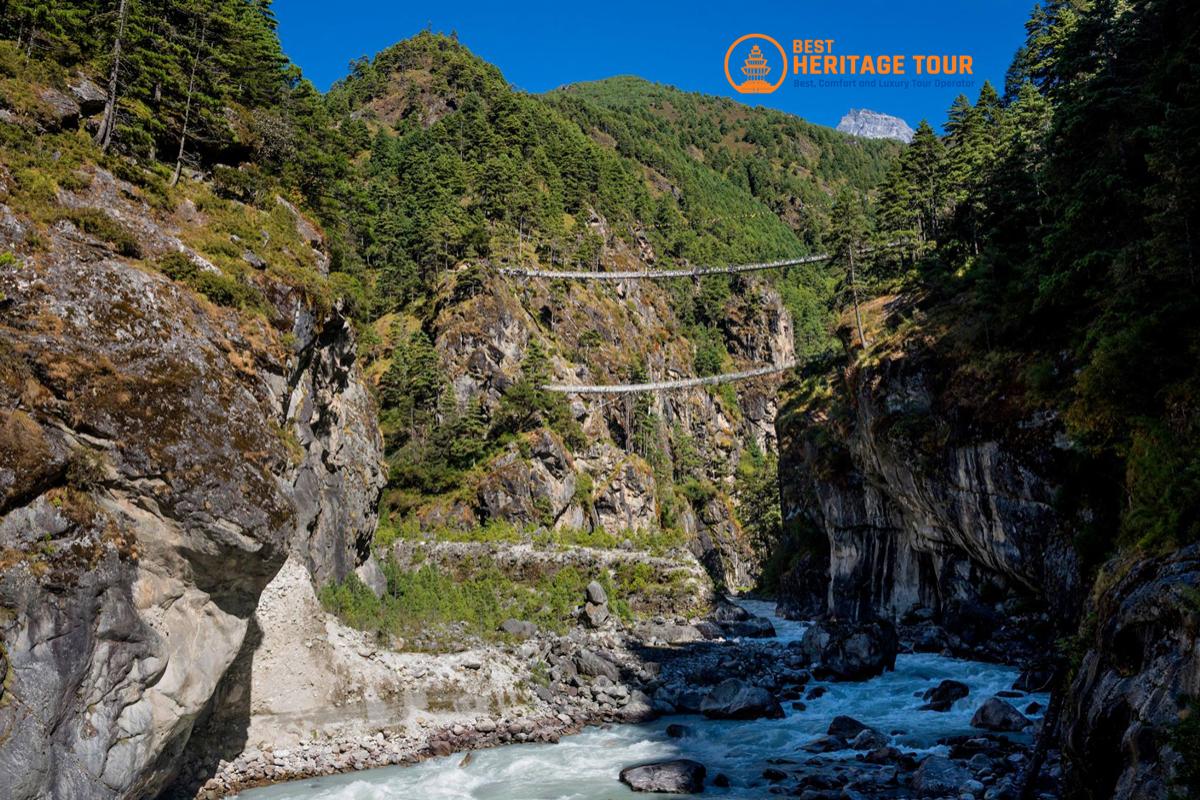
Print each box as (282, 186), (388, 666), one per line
(275, 0), (1034, 131)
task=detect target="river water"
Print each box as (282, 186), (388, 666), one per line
(238, 599), (1046, 799)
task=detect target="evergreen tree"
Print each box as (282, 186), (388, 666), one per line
(830, 188), (872, 348)
(903, 121), (948, 243)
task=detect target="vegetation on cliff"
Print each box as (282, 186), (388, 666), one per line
(794, 0), (1199, 566)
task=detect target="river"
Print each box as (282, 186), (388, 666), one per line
(237, 599), (1046, 799)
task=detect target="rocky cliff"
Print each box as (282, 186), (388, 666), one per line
(398, 223), (796, 590)
(0, 159), (384, 799)
(774, 296), (1200, 797)
(778, 301), (1081, 639)
(1062, 545), (1200, 799)
(836, 109), (915, 143)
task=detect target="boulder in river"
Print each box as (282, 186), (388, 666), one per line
(719, 616), (776, 638)
(971, 697), (1032, 732)
(912, 755), (973, 797)
(800, 618), (898, 680)
(920, 679), (970, 711)
(710, 600), (751, 623)
(801, 734), (848, 753)
(700, 678), (784, 720)
(850, 728), (891, 751)
(827, 715), (870, 739)
(619, 759), (706, 793)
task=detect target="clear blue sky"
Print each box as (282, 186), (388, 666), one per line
(275, 0), (1034, 130)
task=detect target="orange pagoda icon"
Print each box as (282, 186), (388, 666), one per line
(738, 45), (774, 93)
(724, 34), (786, 95)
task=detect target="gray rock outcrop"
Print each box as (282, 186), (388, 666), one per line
(836, 108), (914, 142)
(971, 697), (1032, 732)
(1062, 544), (1200, 799)
(921, 679), (970, 712)
(912, 755), (973, 797)
(0, 168), (383, 800)
(700, 678), (784, 720)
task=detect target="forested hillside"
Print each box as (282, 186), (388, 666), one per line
(811, 0), (1199, 562)
(0, 2), (900, 614)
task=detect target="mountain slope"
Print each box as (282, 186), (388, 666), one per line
(314, 34), (902, 598)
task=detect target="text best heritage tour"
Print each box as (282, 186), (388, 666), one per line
(791, 38), (972, 76)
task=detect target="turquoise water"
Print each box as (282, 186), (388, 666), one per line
(237, 601), (1044, 799)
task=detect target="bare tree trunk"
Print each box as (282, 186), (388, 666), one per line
(1017, 661), (1066, 800)
(171, 21), (206, 187)
(96, 0), (130, 152)
(850, 246), (868, 349)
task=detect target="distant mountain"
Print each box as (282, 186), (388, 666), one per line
(836, 108), (914, 143)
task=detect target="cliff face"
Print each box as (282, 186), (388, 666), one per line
(406, 225), (796, 590)
(775, 298), (1200, 798)
(0, 166), (384, 799)
(1062, 545), (1200, 799)
(779, 333), (1081, 633)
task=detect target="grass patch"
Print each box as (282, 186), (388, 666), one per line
(154, 251), (265, 311)
(318, 558), (626, 650)
(57, 208), (141, 257)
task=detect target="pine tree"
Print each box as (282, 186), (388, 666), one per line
(904, 121), (948, 242)
(831, 188), (871, 349)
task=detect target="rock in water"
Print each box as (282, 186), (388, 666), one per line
(971, 697), (1032, 732)
(912, 756), (973, 797)
(800, 618), (899, 680)
(700, 678), (784, 720)
(836, 108), (915, 142)
(827, 715), (870, 739)
(850, 728), (890, 751)
(619, 760), (706, 793)
(718, 616), (776, 638)
(710, 600), (751, 623)
(920, 679), (970, 711)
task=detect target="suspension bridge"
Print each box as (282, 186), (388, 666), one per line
(499, 252), (832, 281)
(497, 251), (844, 393)
(543, 362), (797, 394)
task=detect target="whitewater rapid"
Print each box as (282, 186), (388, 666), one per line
(237, 599), (1046, 799)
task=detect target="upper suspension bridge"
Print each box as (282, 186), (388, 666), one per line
(498, 252), (832, 281)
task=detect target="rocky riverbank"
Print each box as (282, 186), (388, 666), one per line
(204, 596), (1062, 800)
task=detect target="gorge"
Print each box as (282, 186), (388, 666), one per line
(1, 2), (1199, 799)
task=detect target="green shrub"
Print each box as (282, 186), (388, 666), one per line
(1170, 700), (1200, 797)
(59, 208), (141, 257)
(154, 251), (265, 311)
(679, 476), (717, 506)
